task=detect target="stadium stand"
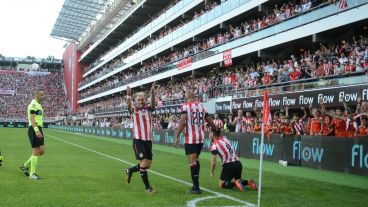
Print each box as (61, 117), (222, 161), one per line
(78, 35), (368, 100)
(46, 0), (368, 139)
(0, 70), (68, 120)
(78, 0), (333, 89)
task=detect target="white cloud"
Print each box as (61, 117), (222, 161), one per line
(0, 0), (66, 59)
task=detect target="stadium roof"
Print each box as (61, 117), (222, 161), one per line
(51, 0), (111, 41)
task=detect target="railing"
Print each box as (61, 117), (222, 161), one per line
(83, 72), (367, 117)
(78, 0), (367, 93)
(79, 0), (145, 55)
(219, 72), (368, 98)
(83, 0), (199, 75)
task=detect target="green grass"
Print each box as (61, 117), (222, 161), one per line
(0, 128), (367, 207)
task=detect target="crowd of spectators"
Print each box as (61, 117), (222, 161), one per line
(71, 0), (368, 138)
(73, 98), (368, 138)
(82, 0), (182, 74)
(0, 71), (67, 119)
(78, 0), (348, 98)
(79, 33), (368, 103)
(214, 98), (368, 137)
(78, 96), (126, 115)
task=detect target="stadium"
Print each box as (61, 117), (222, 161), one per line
(1, 0), (368, 206)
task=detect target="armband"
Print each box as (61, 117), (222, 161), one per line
(33, 127), (40, 132)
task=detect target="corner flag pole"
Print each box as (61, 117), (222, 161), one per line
(257, 121), (265, 207)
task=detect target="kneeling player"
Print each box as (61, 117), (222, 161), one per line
(209, 129), (257, 192)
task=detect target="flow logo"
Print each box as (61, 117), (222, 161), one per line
(164, 132), (174, 144)
(204, 138), (211, 149)
(111, 130), (117, 137)
(125, 130), (131, 139)
(351, 145), (368, 168)
(252, 138), (274, 156)
(152, 131), (161, 142)
(292, 141), (324, 163)
(118, 131), (123, 138)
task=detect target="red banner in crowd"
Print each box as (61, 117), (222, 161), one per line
(178, 56), (192, 71)
(223, 49), (232, 67)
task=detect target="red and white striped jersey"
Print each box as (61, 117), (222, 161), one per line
(214, 119), (224, 129)
(181, 102), (208, 144)
(339, 0), (347, 10)
(131, 106), (153, 141)
(293, 119), (305, 135)
(210, 136), (238, 165)
(234, 116), (245, 132)
(244, 117), (254, 132)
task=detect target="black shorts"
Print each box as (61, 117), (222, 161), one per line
(28, 126), (44, 148)
(133, 139), (152, 160)
(184, 143), (203, 156)
(220, 161), (242, 181)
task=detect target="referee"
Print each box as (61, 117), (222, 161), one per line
(20, 89), (45, 180)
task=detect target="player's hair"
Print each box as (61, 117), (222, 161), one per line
(210, 128), (221, 137)
(34, 89), (43, 95)
(135, 92), (145, 98)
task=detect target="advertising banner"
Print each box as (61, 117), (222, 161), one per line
(0, 122), (49, 128)
(215, 101), (232, 114)
(178, 56), (192, 70)
(153, 104), (181, 115)
(49, 125), (368, 176)
(231, 84), (368, 110)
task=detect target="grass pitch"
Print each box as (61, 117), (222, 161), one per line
(0, 128), (367, 207)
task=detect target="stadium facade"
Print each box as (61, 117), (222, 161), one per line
(53, 0), (368, 114)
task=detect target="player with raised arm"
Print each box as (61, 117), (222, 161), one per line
(125, 83), (156, 193)
(173, 90), (218, 194)
(209, 128), (257, 192)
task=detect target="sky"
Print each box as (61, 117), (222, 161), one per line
(0, 0), (67, 59)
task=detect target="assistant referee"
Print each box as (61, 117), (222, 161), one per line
(20, 89), (45, 180)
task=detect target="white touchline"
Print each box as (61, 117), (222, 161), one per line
(46, 133), (256, 207)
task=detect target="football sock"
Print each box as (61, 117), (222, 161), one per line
(190, 163), (200, 190)
(30, 155), (38, 175)
(140, 167), (150, 189)
(221, 181), (235, 189)
(130, 163), (140, 173)
(24, 156), (32, 168)
(196, 160), (200, 171)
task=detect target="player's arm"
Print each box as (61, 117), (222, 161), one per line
(210, 154), (217, 178)
(150, 83), (156, 111)
(174, 113), (187, 148)
(319, 97), (327, 115)
(126, 86), (133, 113)
(285, 106), (289, 118)
(30, 112), (42, 138)
(342, 100), (352, 116)
(253, 107), (262, 119)
(301, 106), (307, 120)
(356, 97), (362, 114)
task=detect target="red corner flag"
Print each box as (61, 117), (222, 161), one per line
(262, 91), (271, 139)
